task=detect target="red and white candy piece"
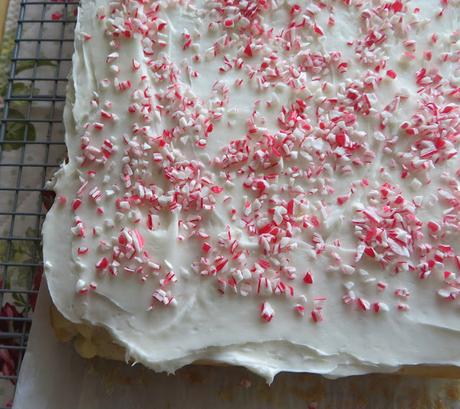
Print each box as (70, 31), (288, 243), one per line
(260, 301), (274, 322)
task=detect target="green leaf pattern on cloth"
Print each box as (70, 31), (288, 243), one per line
(0, 227), (40, 291)
(0, 2), (58, 152)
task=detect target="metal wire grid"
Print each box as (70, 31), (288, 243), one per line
(0, 1), (77, 406)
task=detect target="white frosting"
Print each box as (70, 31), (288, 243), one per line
(43, 0), (460, 382)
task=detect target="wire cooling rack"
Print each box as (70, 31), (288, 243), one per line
(0, 1), (78, 406)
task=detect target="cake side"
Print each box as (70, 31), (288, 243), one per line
(49, 307), (460, 379)
(43, 0), (460, 382)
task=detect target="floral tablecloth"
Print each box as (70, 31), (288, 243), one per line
(1, 2), (26, 406)
(0, 1), (77, 406)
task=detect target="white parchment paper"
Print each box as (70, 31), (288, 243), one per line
(12, 281), (460, 409)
